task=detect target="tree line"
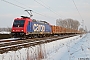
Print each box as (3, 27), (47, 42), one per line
(0, 28), (11, 32)
(56, 18), (84, 32)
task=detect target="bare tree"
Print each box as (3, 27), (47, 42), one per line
(79, 28), (84, 32)
(56, 18), (80, 30)
(7, 27), (11, 32)
(0, 27), (11, 32)
(0, 28), (1, 32)
(56, 19), (63, 27)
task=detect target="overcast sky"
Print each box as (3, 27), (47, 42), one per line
(0, 0), (90, 30)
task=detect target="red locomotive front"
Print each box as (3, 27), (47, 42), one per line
(11, 16), (31, 38)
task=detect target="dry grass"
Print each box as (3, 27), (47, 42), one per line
(0, 34), (11, 39)
(26, 45), (46, 60)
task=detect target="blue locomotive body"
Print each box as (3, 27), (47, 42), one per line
(27, 21), (52, 34)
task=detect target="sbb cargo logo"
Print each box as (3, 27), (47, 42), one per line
(33, 24), (45, 32)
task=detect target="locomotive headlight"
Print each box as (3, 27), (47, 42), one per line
(21, 30), (23, 32)
(13, 30), (15, 32)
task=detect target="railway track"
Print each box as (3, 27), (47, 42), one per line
(0, 34), (79, 54)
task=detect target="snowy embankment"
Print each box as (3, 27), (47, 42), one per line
(43, 33), (90, 60)
(0, 33), (90, 60)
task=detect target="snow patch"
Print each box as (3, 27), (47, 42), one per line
(0, 31), (10, 34)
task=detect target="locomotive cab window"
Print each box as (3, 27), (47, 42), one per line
(13, 20), (25, 27)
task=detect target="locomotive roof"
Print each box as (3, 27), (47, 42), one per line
(15, 16), (50, 24)
(32, 19), (49, 24)
(21, 16), (30, 18)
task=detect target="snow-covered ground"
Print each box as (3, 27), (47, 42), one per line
(0, 33), (90, 60)
(43, 33), (90, 60)
(2, 38), (20, 40)
(0, 31), (10, 34)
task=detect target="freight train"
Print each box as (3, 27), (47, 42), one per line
(11, 16), (81, 38)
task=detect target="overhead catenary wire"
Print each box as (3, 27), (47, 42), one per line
(1, 0), (56, 19)
(2, 0), (85, 22)
(39, 0), (64, 18)
(72, 0), (85, 30)
(1, 0), (26, 9)
(33, 0), (62, 18)
(72, 0), (83, 21)
(13, 0), (49, 18)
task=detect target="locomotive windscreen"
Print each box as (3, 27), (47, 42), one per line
(13, 20), (25, 27)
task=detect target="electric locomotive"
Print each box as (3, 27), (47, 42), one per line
(11, 10), (82, 38)
(11, 16), (52, 38)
